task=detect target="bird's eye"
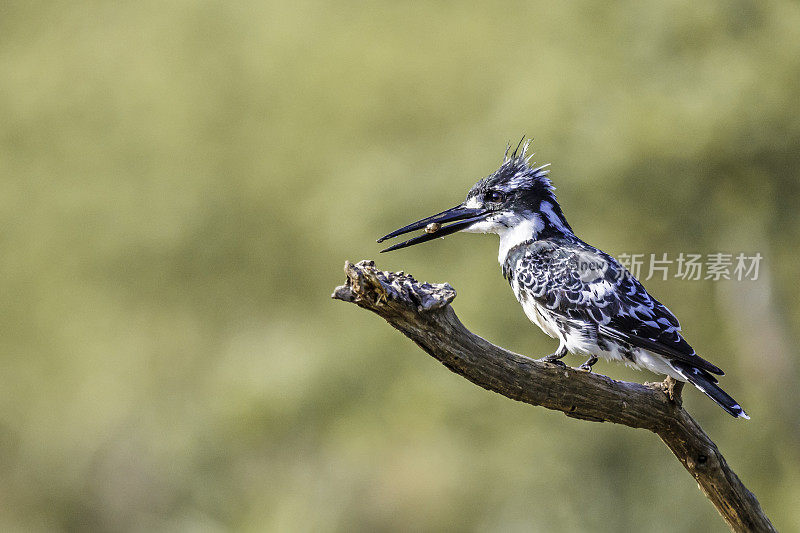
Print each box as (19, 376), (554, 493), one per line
(485, 190), (504, 203)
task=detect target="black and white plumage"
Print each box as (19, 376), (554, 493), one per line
(378, 140), (748, 419)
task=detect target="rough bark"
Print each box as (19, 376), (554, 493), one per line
(332, 260), (775, 533)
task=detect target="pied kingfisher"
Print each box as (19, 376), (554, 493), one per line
(377, 140), (748, 419)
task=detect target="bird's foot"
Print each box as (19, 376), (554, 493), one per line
(537, 349), (567, 368)
(578, 356), (598, 372)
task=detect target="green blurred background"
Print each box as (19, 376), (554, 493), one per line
(2, 1), (799, 531)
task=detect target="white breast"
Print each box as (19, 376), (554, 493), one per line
(516, 289), (560, 339)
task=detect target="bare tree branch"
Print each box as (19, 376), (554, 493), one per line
(332, 260), (775, 533)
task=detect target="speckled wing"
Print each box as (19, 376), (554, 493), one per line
(507, 239), (723, 375)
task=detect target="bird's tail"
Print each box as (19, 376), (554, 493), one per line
(671, 361), (749, 419)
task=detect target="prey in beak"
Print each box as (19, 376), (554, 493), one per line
(376, 205), (490, 252)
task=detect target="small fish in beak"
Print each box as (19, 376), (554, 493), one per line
(425, 223), (441, 234)
(377, 205), (489, 252)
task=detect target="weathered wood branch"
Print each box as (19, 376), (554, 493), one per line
(332, 260), (774, 533)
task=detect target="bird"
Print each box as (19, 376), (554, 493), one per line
(377, 139), (748, 419)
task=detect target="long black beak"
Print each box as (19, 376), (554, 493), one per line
(377, 205), (489, 252)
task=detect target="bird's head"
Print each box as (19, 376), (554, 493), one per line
(378, 140), (572, 253)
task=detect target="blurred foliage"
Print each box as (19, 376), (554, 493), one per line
(1, 0), (799, 531)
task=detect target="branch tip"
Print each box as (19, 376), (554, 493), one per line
(333, 260), (456, 312)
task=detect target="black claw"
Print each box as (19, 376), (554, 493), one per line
(537, 347), (568, 367)
(537, 347), (566, 362)
(578, 356), (598, 372)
